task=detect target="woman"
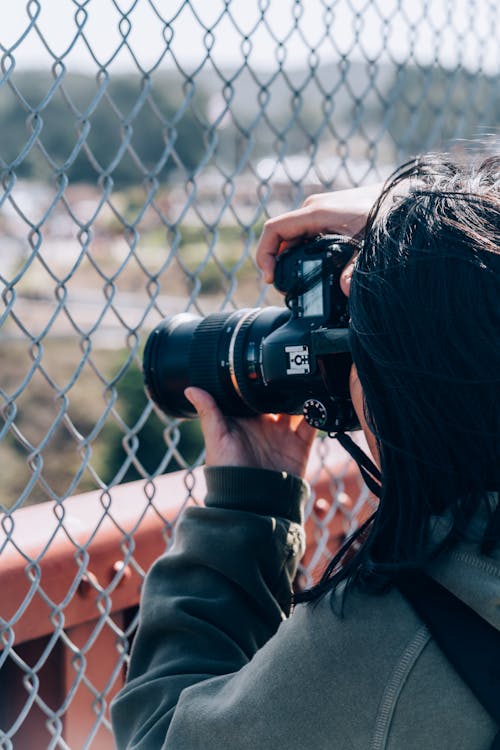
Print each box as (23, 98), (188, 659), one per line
(111, 154), (500, 749)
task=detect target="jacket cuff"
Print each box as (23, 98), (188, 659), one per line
(204, 466), (310, 525)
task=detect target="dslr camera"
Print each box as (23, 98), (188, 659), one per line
(143, 235), (359, 432)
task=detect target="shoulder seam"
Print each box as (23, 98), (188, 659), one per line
(370, 624), (431, 750)
(448, 549), (500, 578)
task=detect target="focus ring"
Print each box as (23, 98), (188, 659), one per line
(189, 312), (254, 416)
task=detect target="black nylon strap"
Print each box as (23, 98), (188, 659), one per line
(398, 570), (500, 746)
(332, 431), (382, 497)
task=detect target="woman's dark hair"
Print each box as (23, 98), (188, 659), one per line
(298, 153), (500, 602)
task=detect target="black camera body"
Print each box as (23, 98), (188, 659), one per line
(143, 235), (359, 432)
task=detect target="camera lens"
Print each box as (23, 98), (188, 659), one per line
(143, 307), (290, 418)
(143, 236), (357, 432)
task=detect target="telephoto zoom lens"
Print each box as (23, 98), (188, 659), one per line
(142, 307), (290, 419)
(143, 236), (358, 431)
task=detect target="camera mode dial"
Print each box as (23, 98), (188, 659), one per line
(303, 398), (328, 429)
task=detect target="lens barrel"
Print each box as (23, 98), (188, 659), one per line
(189, 310), (258, 417)
(143, 308), (289, 419)
(143, 313), (200, 418)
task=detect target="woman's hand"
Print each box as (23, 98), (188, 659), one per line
(256, 183), (382, 283)
(185, 387), (316, 479)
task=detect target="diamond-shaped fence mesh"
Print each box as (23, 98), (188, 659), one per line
(0, 1), (499, 747)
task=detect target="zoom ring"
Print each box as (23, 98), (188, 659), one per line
(189, 312), (254, 416)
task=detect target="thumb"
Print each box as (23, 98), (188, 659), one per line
(184, 387), (228, 446)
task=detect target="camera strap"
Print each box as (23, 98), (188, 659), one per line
(397, 570), (500, 749)
(332, 431), (382, 497)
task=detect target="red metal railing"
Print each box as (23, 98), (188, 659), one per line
(1, 458), (369, 749)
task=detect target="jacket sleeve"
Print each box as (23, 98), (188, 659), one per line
(110, 465), (310, 750)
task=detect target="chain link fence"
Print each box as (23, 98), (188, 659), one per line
(0, 1), (499, 747)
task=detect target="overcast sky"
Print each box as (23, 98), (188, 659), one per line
(0, 0), (500, 74)
(1, 0), (498, 76)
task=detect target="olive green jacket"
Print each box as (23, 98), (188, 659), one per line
(111, 466), (499, 749)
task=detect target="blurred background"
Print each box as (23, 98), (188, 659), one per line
(1, 0), (499, 506)
(0, 1), (498, 747)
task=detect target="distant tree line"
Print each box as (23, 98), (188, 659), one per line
(0, 64), (497, 187)
(385, 65), (500, 159)
(0, 72), (207, 185)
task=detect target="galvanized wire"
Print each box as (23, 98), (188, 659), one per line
(0, 1), (499, 747)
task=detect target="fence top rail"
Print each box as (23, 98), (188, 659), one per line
(0, 470), (203, 645)
(0, 445), (358, 646)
